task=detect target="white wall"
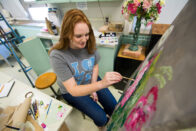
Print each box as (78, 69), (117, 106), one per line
(156, 0), (188, 24)
(50, 1), (124, 29)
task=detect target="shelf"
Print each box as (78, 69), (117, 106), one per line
(152, 24), (170, 35)
(117, 44), (146, 61)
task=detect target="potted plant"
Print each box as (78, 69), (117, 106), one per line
(122, 0), (165, 51)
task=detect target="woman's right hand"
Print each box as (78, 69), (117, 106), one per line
(101, 72), (122, 88)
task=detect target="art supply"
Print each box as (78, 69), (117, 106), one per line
(122, 76), (135, 81)
(0, 84), (4, 93)
(58, 105), (62, 109)
(0, 81), (15, 97)
(45, 104), (49, 110)
(5, 125), (20, 130)
(32, 100), (39, 120)
(25, 91), (33, 98)
(99, 32), (118, 46)
(29, 107), (36, 120)
(45, 99), (53, 119)
(41, 123), (46, 128)
(40, 100), (44, 105)
(35, 100), (39, 119)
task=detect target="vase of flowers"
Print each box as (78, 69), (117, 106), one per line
(122, 0), (165, 51)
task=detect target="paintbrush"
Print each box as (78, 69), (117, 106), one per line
(45, 99), (53, 119)
(5, 125), (20, 130)
(122, 76), (135, 81)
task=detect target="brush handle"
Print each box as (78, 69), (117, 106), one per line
(122, 76), (135, 81)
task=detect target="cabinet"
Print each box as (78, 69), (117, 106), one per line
(18, 37), (51, 76)
(97, 46), (116, 78)
(12, 25), (42, 39)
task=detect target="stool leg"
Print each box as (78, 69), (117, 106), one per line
(81, 112), (85, 119)
(50, 86), (59, 97)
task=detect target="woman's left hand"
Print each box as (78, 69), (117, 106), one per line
(91, 92), (98, 102)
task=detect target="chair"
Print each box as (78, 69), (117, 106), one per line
(35, 72), (61, 99)
(0, 44), (13, 67)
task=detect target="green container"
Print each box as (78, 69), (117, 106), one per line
(119, 34), (151, 46)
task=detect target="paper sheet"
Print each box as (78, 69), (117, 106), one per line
(0, 81), (15, 98)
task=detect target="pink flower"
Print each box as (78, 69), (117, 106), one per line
(156, 3), (162, 14)
(124, 13), (130, 21)
(134, 0), (140, 6)
(143, 0), (152, 10)
(121, 8), (124, 14)
(128, 3), (138, 14)
(122, 0), (164, 25)
(147, 21), (153, 26)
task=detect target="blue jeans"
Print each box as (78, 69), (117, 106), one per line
(62, 81), (117, 126)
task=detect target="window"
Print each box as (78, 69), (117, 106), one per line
(0, 0), (29, 20)
(28, 7), (48, 21)
(0, 0), (49, 21)
(21, 0), (49, 21)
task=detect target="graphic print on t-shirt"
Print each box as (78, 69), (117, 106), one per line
(71, 56), (95, 85)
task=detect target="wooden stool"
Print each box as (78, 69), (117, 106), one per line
(35, 72), (60, 99)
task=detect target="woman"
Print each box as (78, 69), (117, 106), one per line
(49, 9), (122, 127)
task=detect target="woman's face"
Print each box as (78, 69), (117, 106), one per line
(70, 22), (90, 49)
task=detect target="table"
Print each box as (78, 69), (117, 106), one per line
(151, 24), (170, 35)
(0, 73), (73, 131)
(117, 44), (146, 61)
